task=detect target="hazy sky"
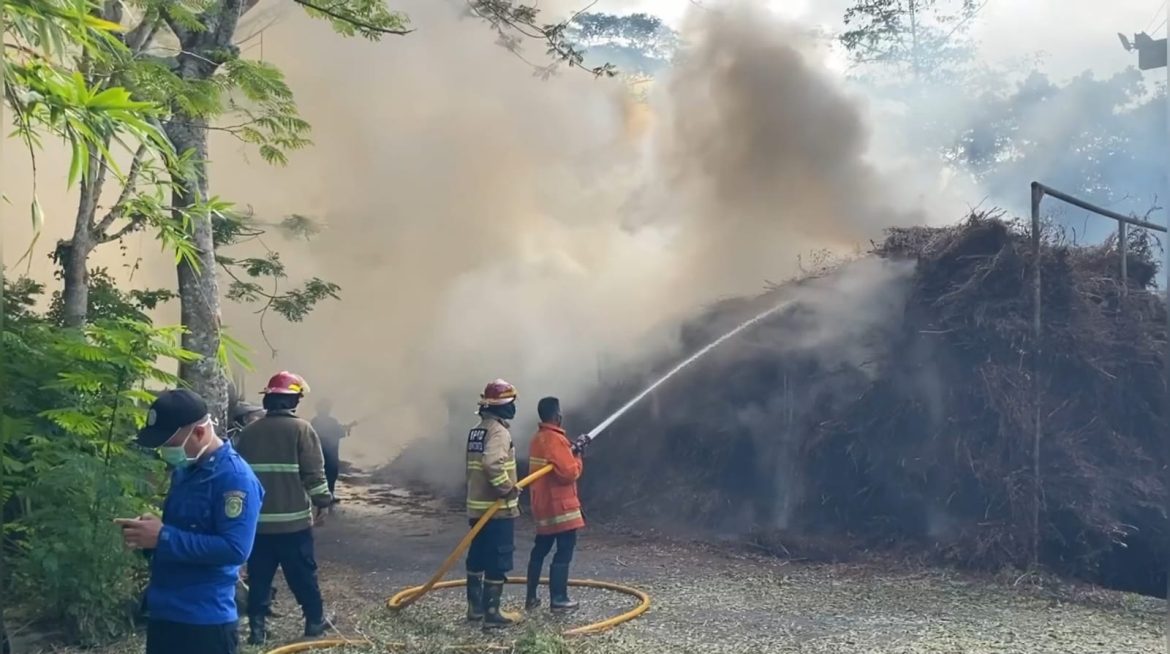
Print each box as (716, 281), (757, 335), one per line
(588, 0), (1165, 79)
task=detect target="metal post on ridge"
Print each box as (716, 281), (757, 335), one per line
(1028, 181), (1169, 571)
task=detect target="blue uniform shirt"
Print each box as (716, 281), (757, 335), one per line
(146, 441), (263, 625)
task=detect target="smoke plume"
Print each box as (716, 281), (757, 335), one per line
(5, 1), (932, 485)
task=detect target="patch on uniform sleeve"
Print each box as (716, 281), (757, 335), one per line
(224, 490), (246, 519)
(467, 428), (487, 453)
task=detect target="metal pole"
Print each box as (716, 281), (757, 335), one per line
(1163, 12), (1170, 651)
(1119, 220), (1128, 297)
(1030, 182), (1043, 571)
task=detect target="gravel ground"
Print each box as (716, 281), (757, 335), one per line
(34, 475), (1166, 654)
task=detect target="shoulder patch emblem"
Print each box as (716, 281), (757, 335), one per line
(224, 490), (245, 519)
(467, 428), (487, 454)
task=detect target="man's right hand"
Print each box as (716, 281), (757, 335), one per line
(313, 506), (327, 526)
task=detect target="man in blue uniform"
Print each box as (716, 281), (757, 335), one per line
(117, 389), (263, 654)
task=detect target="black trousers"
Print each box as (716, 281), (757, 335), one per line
(323, 446), (340, 496)
(529, 529), (577, 568)
(145, 620), (237, 654)
(465, 517), (514, 581)
(246, 529), (323, 622)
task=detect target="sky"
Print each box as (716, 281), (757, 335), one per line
(589, 0), (1165, 79)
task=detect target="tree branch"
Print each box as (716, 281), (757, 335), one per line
(291, 0), (414, 35)
(94, 144), (149, 237)
(100, 213), (147, 244)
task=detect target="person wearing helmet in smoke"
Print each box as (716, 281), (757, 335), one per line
(310, 398), (356, 508)
(465, 379), (523, 629)
(234, 372), (334, 645)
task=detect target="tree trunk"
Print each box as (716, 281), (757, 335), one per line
(59, 162), (101, 327)
(165, 117), (228, 424)
(162, 0), (247, 425)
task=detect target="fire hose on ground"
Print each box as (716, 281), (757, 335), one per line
(263, 301), (790, 653)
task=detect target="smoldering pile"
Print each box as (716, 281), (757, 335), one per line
(575, 212), (1170, 592)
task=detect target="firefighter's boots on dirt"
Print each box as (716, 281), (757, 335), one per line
(304, 614), (335, 638)
(549, 563), (579, 611)
(525, 559), (543, 610)
(247, 616), (267, 646)
(466, 572), (486, 621)
(482, 579), (521, 629)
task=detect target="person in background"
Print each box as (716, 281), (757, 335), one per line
(227, 401), (264, 447)
(310, 398), (356, 507)
(235, 371), (334, 646)
(524, 397), (584, 611)
(465, 379), (523, 629)
(117, 389), (262, 654)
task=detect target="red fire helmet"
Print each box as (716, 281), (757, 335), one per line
(478, 379), (518, 407)
(262, 371), (310, 396)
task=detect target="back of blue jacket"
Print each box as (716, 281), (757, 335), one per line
(146, 442), (263, 625)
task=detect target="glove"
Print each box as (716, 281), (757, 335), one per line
(571, 434), (590, 455)
(502, 486), (521, 501)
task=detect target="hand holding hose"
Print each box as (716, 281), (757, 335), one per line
(571, 434), (590, 456)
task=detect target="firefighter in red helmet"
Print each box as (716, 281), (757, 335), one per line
(464, 379), (523, 629)
(234, 371), (334, 645)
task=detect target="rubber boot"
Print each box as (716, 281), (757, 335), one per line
(304, 614), (335, 638)
(482, 579), (521, 629)
(466, 573), (485, 621)
(549, 563), (579, 611)
(525, 558), (543, 610)
(247, 616), (267, 646)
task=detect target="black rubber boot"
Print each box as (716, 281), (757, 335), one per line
(304, 614), (335, 638)
(525, 558), (543, 610)
(466, 573), (485, 621)
(247, 616), (266, 646)
(482, 580), (521, 629)
(549, 563), (579, 611)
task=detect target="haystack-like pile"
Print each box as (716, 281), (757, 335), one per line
(576, 213), (1170, 592)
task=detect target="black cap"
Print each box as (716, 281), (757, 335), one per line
(137, 389), (209, 448)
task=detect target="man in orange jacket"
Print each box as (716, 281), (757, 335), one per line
(524, 397), (584, 611)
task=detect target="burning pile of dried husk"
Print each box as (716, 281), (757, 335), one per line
(578, 213), (1170, 592)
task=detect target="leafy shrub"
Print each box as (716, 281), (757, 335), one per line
(2, 278), (196, 644)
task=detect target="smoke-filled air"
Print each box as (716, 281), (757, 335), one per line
(6, 0), (1170, 650)
(212, 0), (927, 476)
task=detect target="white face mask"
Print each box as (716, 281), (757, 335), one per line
(158, 417), (212, 468)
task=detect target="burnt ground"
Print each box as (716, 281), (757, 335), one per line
(41, 470), (1165, 654)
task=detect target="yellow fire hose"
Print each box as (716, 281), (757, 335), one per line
(263, 464), (651, 654)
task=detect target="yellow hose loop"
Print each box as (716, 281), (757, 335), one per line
(386, 576), (650, 636)
(263, 640), (361, 654)
(390, 464), (555, 610)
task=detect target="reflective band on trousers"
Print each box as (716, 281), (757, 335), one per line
(259, 508), (313, 523)
(250, 463), (300, 472)
(535, 509), (582, 528)
(529, 457), (548, 467)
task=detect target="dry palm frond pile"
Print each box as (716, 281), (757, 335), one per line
(577, 213), (1170, 592)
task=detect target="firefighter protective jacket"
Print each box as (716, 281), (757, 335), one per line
(527, 423), (585, 535)
(466, 414), (520, 519)
(236, 411), (333, 534)
(145, 442), (263, 624)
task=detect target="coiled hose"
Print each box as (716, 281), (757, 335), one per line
(264, 464), (650, 653)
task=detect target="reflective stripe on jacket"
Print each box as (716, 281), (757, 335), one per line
(528, 423), (584, 535)
(466, 415), (519, 520)
(236, 412), (333, 534)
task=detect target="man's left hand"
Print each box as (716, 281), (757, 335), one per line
(117, 515), (163, 550)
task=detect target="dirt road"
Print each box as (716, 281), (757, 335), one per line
(249, 476), (1164, 654)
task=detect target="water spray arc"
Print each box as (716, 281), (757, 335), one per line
(263, 300), (793, 652)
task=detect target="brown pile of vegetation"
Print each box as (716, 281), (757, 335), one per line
(576, 213), (1170, 594)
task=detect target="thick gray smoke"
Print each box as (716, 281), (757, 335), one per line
(3, 2), (935, 488)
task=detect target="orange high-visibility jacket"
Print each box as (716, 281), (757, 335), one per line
(527, 423), (585, 535)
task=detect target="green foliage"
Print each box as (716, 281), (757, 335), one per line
(48, 268), (177, 325)
(467, 0), (617, 79)
(1, 279), (197, 644)
(840, 0), (980, 81)
(293, 0), (411, 39)
(566, 12), (677, 75)
(515, 628), (573, 654)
